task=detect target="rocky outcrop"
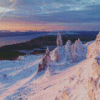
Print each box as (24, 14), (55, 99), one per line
(37, 47), (52, 72)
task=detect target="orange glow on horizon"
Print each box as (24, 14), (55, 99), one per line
(0, 21), (69, 32)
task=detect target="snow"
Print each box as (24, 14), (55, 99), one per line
(1, 32), (100, 100)
(0, 46), (89, 100)
(0, 55), (42, 100)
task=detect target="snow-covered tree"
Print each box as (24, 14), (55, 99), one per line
(46, 46), (50, 56)
(74, 40), (78, 51)
(54, 49), (60, 62)
(65, 40), (71, 50)
(53, 33), (64, 62)
(78, 38), (82, 44)
(71, 44), (77, 62)
(56, 33), (63, 47)
(65, 40), (72, 62)
(53, 46), (65, 62)
(37, 46), (52, 72)
(45, 46), (52, 65)
(74, 38), (84, 54)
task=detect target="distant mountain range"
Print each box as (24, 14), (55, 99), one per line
(0, 30), (99, 37)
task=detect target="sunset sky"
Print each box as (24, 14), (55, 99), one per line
(0, 0), (100, 31)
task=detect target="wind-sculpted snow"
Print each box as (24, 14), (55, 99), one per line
(52, 33), (64, 62)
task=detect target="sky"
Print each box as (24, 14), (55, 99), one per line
(0, 0), (100, 31)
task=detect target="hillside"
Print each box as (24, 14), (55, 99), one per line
(0, 32), (100, 100)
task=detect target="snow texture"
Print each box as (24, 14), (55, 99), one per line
(1, 32), (100, 100)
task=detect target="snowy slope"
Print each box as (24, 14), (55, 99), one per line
(0, 55), (97, 100)
(1, 33), (100, 100)
(0, 42), (90, 100)
(0, 54), (42, 100)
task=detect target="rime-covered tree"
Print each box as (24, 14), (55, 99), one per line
(56, 33), (63, 47)
(53, 33), (64, 62)
(65, 40), (72, 62)
(37, 46), (52, 72)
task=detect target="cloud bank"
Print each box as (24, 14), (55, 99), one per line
(0, 0), (99, 31)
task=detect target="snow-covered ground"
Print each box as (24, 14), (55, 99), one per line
(0, 45), (89, 100)
(0, 52), (96, 100)
(1, 32), (100, 100)
(0, 54), (42, 100)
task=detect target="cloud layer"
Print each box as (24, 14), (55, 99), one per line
(0, 0), (99, 31)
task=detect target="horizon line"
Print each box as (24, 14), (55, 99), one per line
(0, 30), (99, 33)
